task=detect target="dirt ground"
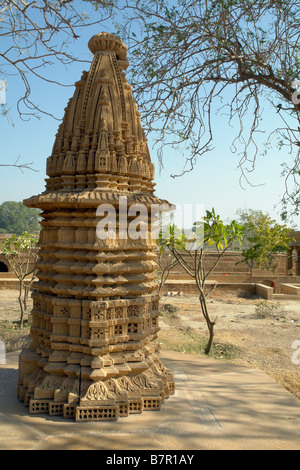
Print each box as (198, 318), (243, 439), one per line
(1, 289), (300, 399)
(159, 292), (300, 399)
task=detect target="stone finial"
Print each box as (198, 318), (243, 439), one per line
(88, 32), (127, 60)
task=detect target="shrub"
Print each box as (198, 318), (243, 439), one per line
(255, 301), (283, 319)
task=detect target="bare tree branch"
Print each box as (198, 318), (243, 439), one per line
(0, 156), (39, 173)
(108, 0), (300, 218)
(0, 0), (113, 120)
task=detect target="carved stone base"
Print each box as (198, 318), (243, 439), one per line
(18, 349), (175, 422)
(17, 294), (175, 421)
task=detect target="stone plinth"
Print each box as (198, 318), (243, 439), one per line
(17, 32), (175, 421)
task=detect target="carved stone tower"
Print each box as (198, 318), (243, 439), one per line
(17, 33), (175, 421)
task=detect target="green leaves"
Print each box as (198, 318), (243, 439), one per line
(157, 223), (189, 252)
(1, 232), (39, 258)
(157, 208), (245, 253)
(239, 210), (294, 271)
(194, 208), (245, 251)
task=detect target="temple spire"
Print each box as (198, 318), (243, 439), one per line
(18, 33), (175, 422)
(46, 32), (153, 194)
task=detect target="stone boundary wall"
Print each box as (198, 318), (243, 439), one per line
(165, 251), (288, 279)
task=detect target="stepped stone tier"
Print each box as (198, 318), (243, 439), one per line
(18, 32), (175, 422)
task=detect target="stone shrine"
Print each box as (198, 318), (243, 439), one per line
(17, 33), (175, 422)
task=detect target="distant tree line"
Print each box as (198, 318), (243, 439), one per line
(0, 201), (41, 235)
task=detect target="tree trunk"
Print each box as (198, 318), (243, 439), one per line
(199, 290), (215, 355)
(18, 281), (25, 329)
(23, 284), (30, 311)
(204, 322), (215, 355)
(158, 268), (171, 295)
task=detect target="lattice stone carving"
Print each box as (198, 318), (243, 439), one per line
(17, 32), (175, 422)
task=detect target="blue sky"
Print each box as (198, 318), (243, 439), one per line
(1, 5), (299, 229)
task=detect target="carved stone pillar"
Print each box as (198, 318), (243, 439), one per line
(18, 33), (175, 422)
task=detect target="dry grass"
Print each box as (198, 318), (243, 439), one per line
(159, 304), (240, 361)
(158, 327), (239, 362)
(0, 320), (31, 352)
(270, 371), (300, 400)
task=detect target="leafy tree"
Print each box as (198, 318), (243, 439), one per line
(1, 232), (39, 328)
(236, 209), (294, 272)
(158, 208), (245, 354)
(109, 0), (300, 218)
(0, 201), (41, 235)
